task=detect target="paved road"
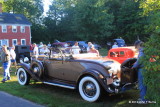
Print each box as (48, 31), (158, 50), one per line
(0, 91), (45, 107)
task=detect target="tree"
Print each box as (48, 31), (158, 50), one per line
(2, 0), (44, 23)
(105, 0), (149, 44)
(139, 0), (160, 106)
(1, 0), (44, 43)
(72, 0), (114, 44)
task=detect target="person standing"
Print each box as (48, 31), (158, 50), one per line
(10, 45), (17, 71)
(87, 42), (94, 52)
(112, 42), (118, 48)
(32, 43), (39, 59)
(1, 45), (11, 83)
(38, 42), (44, 50)
(88, 45), (100, 57)
(39, 45), (50, 55)
(107, 42), (111, 50)
(47, 42), (51, 47)
(132, 40), (147, 102)
(72, 41), (81, 54)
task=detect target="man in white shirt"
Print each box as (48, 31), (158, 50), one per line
(33, 43), (39, 59)
(112, 42), (118, 48)
(39, 42), (44, 50)
(72, 41), (81, 54)
(39, 45), (50, 55)
(10, 45), (17, 71)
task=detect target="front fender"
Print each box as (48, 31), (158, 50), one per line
(77, 69), (113, 93)
(17, 63), (41, 81)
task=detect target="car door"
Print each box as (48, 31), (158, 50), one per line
(62, 60), (85, 81)
(45, 57), (84, 82)
(45, 58), (64, 79)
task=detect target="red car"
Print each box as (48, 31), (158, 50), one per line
(107, 47), (138, 64)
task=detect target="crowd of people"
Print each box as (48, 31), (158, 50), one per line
(70, 41), (100, 57)
(0, 42), (51, 83)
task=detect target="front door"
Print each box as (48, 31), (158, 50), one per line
(44, 58), (84, 82)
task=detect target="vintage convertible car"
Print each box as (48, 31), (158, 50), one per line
(17, 47), (137, 102)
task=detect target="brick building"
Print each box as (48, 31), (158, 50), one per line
(0, 12), (32, 47)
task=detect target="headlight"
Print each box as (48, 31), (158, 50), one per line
(24, 57), (29, 63)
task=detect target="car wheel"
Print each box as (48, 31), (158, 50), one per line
(79, 76), (101, 102)
(17, 68), (30, 85)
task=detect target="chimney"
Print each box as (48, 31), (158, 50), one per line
(0, 3), (2, 13)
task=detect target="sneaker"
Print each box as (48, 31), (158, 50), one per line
(7, 77), (11, 80)
(1, 79), (7, 83)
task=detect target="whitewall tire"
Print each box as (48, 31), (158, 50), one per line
(17, 68), (30, 85)
(79, 76), (101, 102)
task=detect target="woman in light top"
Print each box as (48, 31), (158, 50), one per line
(88, 45), (99, 57)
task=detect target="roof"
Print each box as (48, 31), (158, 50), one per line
(109, 46), (136, 51)
(0, 12), (32, 25)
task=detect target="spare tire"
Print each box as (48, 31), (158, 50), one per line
(30, 61), (43, 78)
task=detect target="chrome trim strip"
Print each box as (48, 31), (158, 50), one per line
(43, 82), (75, 89)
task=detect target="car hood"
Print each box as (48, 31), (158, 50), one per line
(72, 54), (121, 72)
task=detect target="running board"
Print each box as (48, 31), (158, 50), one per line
(43, 82), (76, 89)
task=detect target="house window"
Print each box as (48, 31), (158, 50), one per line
(21, 26), (25, 33)
(1, 39), (9, 46)
(12, 39), (17, 46)
(21, 39), (26, 45)
(12, 26), (17, 32)
(2, 25), (7, 33)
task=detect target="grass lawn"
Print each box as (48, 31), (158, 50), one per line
(0, 51), (151, 107)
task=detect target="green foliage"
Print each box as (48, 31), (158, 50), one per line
(2, 0), (44, 22)
(142, 35), (160, 107)
(1, 0), (44, 44)
(106, 0), (149, 43)
(1, 0), (151, 45)
(140, 0), (160, 106)
(72, 0), (114, 43)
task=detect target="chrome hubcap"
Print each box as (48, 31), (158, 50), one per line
(83, 81), (96, 98)
(19, 71), (25, 82)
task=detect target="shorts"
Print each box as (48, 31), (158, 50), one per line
(11, 59), (16, 63)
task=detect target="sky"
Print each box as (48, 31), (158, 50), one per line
(43, 0), (52, 15)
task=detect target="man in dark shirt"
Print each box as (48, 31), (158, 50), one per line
(132, 40), (147, 102)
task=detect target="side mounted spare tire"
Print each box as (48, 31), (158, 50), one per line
(30, 61), (43, 78)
